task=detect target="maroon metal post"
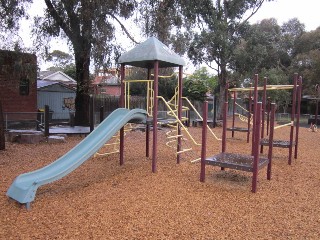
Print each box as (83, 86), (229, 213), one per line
(266, 97), (271, 136)
(146, 68), (152, 158)
(252, 102), (262, 193)
(89, 96), (94, 132)
(316, 100), (319, 125)
(231, 91), (236, 138)
(288, 74), (297, 165)
(152, 61), (159, 173)
(200, 101), (208, 182)
(267, 103), (276, 180)
(120, 64), (125, 107)
(260, 77), (267, 153)
(222, 101), (228, 153)
(294, 75), (302, 159)
(146, 122), (150, 158)
(177, 65), (183, 164)
(0, 100), (5, 150)
(44, 105), (49, 137)
(99, 106), (104, 123)
(220, 101), (228, 171)
(119, 64), (126, 165)
(251, 74), (258, 156)
(247, 86), (252, 143)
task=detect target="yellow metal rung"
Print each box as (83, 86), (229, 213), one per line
(190, 158), (201, 163)
(104, 142), (119, 146)
(95, 150), (119, 157)
(177, 148), (192, 154)
(167, 134), (183, 139)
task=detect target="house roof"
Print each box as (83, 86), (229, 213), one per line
(37, 80), (75, 92)
(92, 75), (120, 86)
(118, 37), (185, 68)
(38, 71), (76, 84)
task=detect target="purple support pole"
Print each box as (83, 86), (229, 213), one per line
(251, 74), (258, 156)
(89, 96), (94, 132)
(266, 97), (271, 136)
(146, 124), (150, 158)
(152, 61), (159, 173)
(146, 68), (151, 158)
(222, 101), (228, 153)
(200, 101), (208, 182)
(177, 66), (183, 164)
(260, 77), (267, 153)
(99, 106), (104, 123)
(120, 64), (126, 165)
(252, 102), (262, 193)
(232, 91), (236, 138)
(316, 101), (319, 125)
(267, 103), (276, 180)
(247, 87), (252, 143)
(44, 105), (49, 137)
(294, 76), (302, 159)
(288, 74), (297, 165)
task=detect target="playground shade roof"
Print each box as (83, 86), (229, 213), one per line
(118, 37), (186, 68)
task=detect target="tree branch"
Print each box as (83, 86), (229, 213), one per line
(241, 0), (265, 25)
(44, 0), (73, 38)
(107, 12), (139, 44)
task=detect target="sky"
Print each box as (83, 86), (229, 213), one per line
(249, 0), (320, 31)
(19, 0), (320, 71)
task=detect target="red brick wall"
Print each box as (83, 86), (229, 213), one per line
(0, 50), (37, 118)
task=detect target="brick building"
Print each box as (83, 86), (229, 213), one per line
(92, 68), (121, 96)
(0, 50), (37, 120)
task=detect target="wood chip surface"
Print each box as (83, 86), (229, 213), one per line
(1, 120), (319, 239)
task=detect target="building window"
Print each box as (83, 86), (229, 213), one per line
(19, 78), (30, 95)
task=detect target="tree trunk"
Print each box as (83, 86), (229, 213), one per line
(74, 43), (91, 126)
(0, 100), (5, 150)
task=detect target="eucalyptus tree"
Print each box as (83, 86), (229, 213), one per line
(1, 0), (138, 125)
(231, 18), (305, 78)
(292, 27), (320, 95)
(138, 0), (274, 118)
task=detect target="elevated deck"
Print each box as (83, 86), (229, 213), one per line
(205, 152), (269, 172)
(260, 138), (295, 148)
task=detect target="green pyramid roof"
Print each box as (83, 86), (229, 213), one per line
(118, 37), (185, 68)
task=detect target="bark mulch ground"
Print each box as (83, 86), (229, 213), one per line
(1, 120), (319, 239)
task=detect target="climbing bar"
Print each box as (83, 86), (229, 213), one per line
(274, 121), (294, 130)
(183, 97), (221, 141)
(157, 96), (201, 146)
(228, 85), (299, 92)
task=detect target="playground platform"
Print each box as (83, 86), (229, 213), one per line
(49, 125), (90, 135)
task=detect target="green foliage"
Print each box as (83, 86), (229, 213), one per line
(259, 68), (291, 113)
(125, 67), (177, 100)
(0, 0), (31, 30)
(183, 67), (214, 101)
(291, 28), (320, 96)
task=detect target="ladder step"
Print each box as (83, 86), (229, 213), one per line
(177, 148), (192, 154)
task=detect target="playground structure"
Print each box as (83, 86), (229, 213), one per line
(7, 37), (218, 209)
(259, 74), (302, 165)
(226, 83), (253, 143)
(6, 36), (303, 208)
(226, 74), (302, 165)
(200, 75), (276, 192)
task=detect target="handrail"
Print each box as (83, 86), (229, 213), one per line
(157, 96), (200, 146)
(182, 97), (221, 141)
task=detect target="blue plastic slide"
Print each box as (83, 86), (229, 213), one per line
(7, 108), (147, 207)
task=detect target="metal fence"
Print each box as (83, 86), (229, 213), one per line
(3, 112), (44, 130)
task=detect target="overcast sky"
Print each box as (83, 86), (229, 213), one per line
(249, 0), (320, 31)
(24, 0), (320, 70)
